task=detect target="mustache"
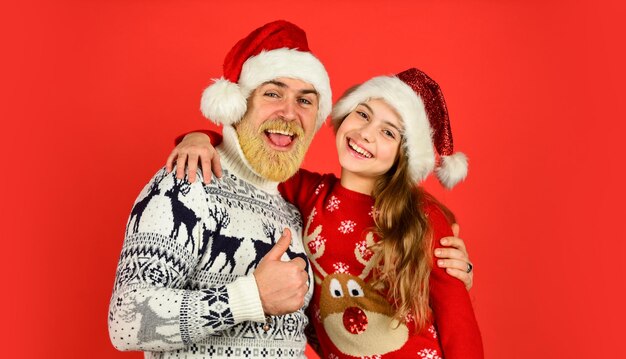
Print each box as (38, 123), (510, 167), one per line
(258, 118), (304, 138)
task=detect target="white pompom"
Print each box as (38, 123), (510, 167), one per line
(435, 152), (468, 189)
(200, 78), (247, 126)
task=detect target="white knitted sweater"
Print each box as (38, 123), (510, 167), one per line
(109, 127), (313, 358)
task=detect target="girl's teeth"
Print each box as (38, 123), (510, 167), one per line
(349, 140), (372, 158)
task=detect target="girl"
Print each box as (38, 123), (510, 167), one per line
(169, 68), (482, 358)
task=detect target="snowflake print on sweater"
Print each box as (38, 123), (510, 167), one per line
(326, 195), (340, 212)
(355, 240), (374, 262)
(368, 206), (378, 219)
(418, 348), (441, 359)
(277, 169), (484, 359)
(338, 220), (356, 234)
(428, 325), (437, 339)
(332, 262), (350, 273)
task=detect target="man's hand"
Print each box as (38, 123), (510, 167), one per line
(435, 223), (474, 290)
(166, 132), (222, 184)
(254, 229), (309, 315)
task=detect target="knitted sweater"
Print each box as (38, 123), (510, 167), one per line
(109, 126), (314, 358)
(279, 169), (483, 359)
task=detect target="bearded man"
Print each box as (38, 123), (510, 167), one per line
(109, 20), (332, 358)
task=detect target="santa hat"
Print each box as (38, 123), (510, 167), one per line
(331, 68), (468, 189)
(200, 20), (332, 131)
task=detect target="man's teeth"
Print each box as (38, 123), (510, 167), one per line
(267, 129), (294, 137)
(349, 140), (372, 158)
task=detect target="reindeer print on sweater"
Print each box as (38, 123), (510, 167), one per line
(278, 169), (484, 359)
(109, 144), (314, 359)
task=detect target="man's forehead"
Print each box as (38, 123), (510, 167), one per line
(260, 78), (317, 94)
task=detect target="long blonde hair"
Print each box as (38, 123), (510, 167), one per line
(334, 106), (455, 331)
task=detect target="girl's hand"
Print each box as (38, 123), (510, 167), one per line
(435, 223), (474, 290)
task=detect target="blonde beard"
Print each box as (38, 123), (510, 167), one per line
(236, 118), (313, 182)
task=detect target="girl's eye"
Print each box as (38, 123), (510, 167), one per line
(383, 129), (396, 139)
(356, 111), (369, 120)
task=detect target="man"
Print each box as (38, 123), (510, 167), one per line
(109, 20), (332, 358)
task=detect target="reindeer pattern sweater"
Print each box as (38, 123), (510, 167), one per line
(109, 126), (313, 359)
(279, 169), (483, 359)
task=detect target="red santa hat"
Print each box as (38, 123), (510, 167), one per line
(200, 20), (332, 130)
(331, 68), (468, 189)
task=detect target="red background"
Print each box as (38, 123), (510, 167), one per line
(2, 0), (625, 358)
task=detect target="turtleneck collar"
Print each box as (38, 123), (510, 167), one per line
(217, 125), (281, 194)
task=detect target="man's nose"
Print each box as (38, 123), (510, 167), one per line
(279, 99), (297, 121)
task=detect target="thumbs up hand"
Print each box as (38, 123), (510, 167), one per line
(254, 228), (309, 315)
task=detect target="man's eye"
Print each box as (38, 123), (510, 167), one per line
(298, 98), (312, 105)
(264, 92), (279, 98)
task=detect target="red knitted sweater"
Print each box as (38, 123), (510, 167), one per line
(279, 169), (483, 359)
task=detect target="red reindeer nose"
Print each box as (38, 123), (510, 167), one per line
(343, 307), (368, 334)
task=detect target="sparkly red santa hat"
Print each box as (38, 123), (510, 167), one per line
(331, 68), (468, 189)
(200, 20), (332, 130)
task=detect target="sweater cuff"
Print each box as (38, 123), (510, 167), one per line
(226, 275), (266, 323)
